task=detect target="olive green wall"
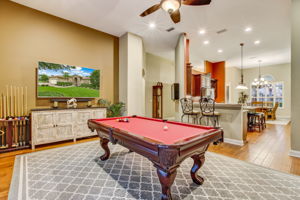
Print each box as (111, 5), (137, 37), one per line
(0, 0), (119, 113)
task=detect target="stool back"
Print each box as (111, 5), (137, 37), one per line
(199, 97), (215, 115)
(180, 98), (194, 114)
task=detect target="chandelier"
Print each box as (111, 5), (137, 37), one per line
(251, 60), (272, 88)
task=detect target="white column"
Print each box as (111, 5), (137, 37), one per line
(174, 33), (186, 121)
(119, 33), (145, 116)
(290, 0), (300, 157)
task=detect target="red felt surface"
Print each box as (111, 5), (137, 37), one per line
(93, 116), (216, 145)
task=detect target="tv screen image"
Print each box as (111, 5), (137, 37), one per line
(37, 61), (100, 98)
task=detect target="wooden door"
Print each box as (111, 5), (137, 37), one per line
(55, 111), (73, 140)
(33, 112), (56, 145)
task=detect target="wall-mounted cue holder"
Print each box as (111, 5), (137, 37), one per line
(0, 117), (31, 153)
(0, 85), (31, 153)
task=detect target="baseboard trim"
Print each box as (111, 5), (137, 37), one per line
(224, 138), (244, 146)
(289, 150), (300, 158)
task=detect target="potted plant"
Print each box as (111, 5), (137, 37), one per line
(98, 99), (126, 117)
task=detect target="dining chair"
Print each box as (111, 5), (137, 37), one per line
(266, 102), (279, 120)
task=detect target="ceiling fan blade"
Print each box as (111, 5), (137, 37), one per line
(182, 0), (211, 6)
(170, 10), (181, 23)
(140, 4), (161, 17)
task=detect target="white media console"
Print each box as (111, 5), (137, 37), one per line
(31, 107), (106, 149)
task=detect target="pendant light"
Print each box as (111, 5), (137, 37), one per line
(236, 43), (248, 90)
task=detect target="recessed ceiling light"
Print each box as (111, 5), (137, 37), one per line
(254, 40), (261, 45)
(149, 22), (156, 29)
(217, 49), (223, 53)
(244, 27), (252, 32)
(203, 40), (210, 45)
(199, 29), (206, 35)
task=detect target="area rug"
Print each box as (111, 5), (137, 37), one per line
(9, 141), (300, 200)
(266, 119), (291, 126)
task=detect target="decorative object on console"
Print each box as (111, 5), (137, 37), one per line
(67, 98), (77, 109)
(153, 82), (163, 119)
(236, 43), (248, 90)
(37, 61), (100, 98)
(53, 101), (58, 108)
(87, 101), (92, 107)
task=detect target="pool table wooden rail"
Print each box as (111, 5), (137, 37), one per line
(88, 118), (223, 200)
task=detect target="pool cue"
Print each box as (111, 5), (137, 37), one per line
(6, 85), (9, 117)
(0, 123), (5, 148)
(14, 86), (16, 118)
(26, 118), (30, 145)
(25, 87), (28, 116)
(20, 87), (23, 117)
(10, 86), (13, 117)
(0, 94), (2, 119)
(20, 119), (23, 146)
(17, 87), (20, 117)
(22, 118), (26, 146)
(13, 120), (18, 147)
(2, 122), (8, 148)
(18, 120), (22, 147)
(3, 95), (6, 119)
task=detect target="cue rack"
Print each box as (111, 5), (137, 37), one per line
(0, 85), (31, 153)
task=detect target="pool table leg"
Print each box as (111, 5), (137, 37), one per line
(156, 167), (177, 200)
(190, 154), (205, 185)
(99, 138), (110, 161)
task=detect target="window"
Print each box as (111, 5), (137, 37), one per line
(250, 82), (284, 108)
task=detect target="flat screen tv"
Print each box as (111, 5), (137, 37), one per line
(37, 61), (100, 98)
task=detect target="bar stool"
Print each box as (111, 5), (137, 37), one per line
(199, 97), (220, 127)
(247, 112), (266, 132)
(180, 98), (200, 124)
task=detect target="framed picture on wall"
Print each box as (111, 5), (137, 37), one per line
(37, 61), (100, 98)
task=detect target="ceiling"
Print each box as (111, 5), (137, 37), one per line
(11, 0), (291, 68)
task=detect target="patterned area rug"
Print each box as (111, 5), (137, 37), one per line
(9, 141), (300, 200)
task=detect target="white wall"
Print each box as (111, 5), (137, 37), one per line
(119, 32), (145, 116)
(119, 34), (128, 107)
(291, 0), (300, 152)
(243, 63), (291, 118)
(174, 33), (186, 121)
(225, 67), (241, 104)
(145, 53), (175, 118)
(226, 63), (291, 118)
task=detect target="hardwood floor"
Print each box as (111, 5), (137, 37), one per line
(209, 123), (300, 176)
(0, 124), (300, 200)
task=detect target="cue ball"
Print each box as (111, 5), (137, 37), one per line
(163, 125), (168, 131)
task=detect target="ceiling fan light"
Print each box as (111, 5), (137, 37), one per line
(161, 0), (181, 14)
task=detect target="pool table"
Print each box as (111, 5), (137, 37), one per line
(88, 116), (223, 200)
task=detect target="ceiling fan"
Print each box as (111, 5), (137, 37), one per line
(140, 0), (211, 23)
